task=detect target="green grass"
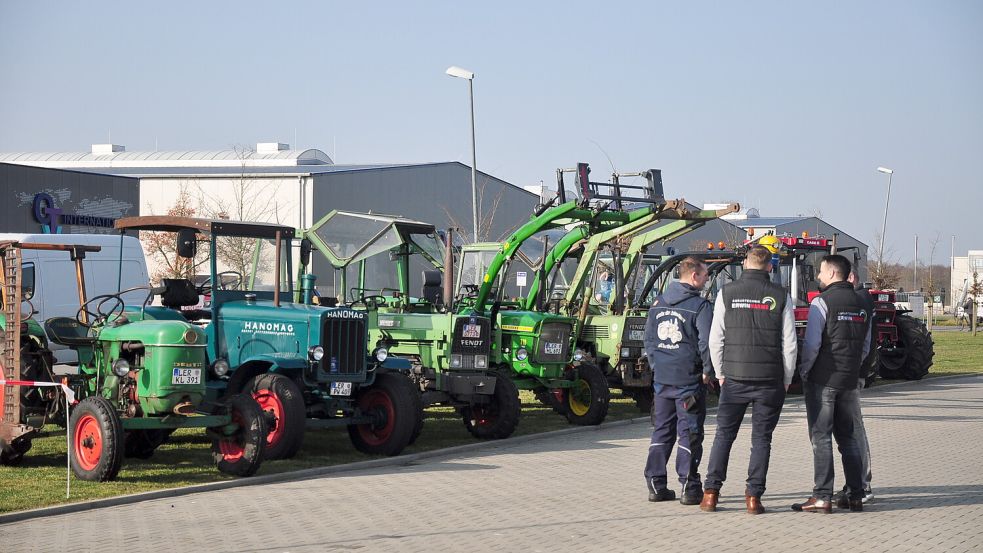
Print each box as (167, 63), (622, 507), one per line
(4, 332), (979, 514)
(0, 391), (649, 514)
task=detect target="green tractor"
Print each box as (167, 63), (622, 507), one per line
(0, 240), (266, 480)
(301, 210), (514, 439)
(115, 216), (422, 460)
(517, 202), (740, 412)
(452, 163), (686, 425)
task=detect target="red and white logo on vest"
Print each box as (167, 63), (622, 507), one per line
(731, 296), (778, 311)
(837, 310), (868, 323)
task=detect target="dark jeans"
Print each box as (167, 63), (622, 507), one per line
(704, 379), (786, 498)
(845, 378), (872, 492)
(644, 383), (706, 493)
(804, 381), (864, 501)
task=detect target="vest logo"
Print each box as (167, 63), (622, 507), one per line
(657, 318), (683, 347)
(732, 296), (778, 311)
(837, 310), (868, 323)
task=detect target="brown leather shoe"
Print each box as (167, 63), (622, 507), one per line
(700, 490), (719, 512)
(791, 497), (832, 513)
(746, 492), (765, 515)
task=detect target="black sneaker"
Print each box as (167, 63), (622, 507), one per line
(648, 488), (676, 502)
(834, 489), (849, 509)
(680, 489), (703, 505)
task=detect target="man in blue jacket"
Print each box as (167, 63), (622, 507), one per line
(643, 256), (714, 505)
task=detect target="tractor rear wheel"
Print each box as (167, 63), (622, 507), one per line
(124, 429), (173, 459)
(463, 371), (520, 440)
(70, 396), (124, 481)
(211, 394), (266, 477)
(407, 381), (425, 446)
(348, 372), (420, 456)
(247, 373), (306, 460)
(534, 386), (567, 415)
(0, 438), (32, 466)
(896, 314), (934, 380)
(861, 348), (879, 388)
(626, 386), (654, 414)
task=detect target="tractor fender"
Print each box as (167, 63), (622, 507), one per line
(226, 356), (306, 395)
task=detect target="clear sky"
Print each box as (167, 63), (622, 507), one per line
(1, 1), (980, 262)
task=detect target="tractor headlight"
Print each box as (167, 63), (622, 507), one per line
(112, 359), (130, 377)
(450, 354), (463, 368)
(373, 347), (389, 363)
(621, 347), (631, 358)
(515, 348), (528, 362)
(309, 345), (325, 362)
(474, 355), (488, 369)
(182, 328), (199, 344)
(573, 348), (585, 361)
(212, 359), (230, 377)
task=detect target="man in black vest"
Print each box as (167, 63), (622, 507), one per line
(700, 245), (797, 515)
(643, 257), (714, 506)
(792, 254), (871, 513)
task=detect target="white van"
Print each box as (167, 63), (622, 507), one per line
(0, 233), (150, 363)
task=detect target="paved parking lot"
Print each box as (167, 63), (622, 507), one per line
(3, 375), (982, 552)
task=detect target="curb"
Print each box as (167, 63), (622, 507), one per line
(2, 372), (978, 524)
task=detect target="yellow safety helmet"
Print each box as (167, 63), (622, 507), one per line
(757, 234), (782, 254)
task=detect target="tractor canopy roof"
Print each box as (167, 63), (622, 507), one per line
(305, 210), (444, 269)
(115, 216), (295, 240)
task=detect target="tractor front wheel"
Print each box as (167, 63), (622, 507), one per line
(70, 396), (124, 481)
(211, 394), (266, 477)
(348, 373), (420, 456)
(563, 364), (610, 426)
(247, 373), (306, 460)
(0, 438), (32, 466)
(463, 371), (520, 440)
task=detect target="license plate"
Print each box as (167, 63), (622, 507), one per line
(172, 368), (201, 385)
(629, 329), (645, 342)
(544, 342), (563, 355)
(330, 381), (352, 396)
(463, 324), (481, 338)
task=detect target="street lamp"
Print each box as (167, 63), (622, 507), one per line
(446, 65), (479, 242)
(876, 166), (894, 281)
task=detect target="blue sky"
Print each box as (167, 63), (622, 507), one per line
(1, 1), (980, 263)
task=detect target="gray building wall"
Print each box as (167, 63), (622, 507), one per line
(310, 162), (538, 298)
(0, 163), (139, 234)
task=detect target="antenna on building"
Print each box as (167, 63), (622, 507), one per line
(333, 136), (337, 162)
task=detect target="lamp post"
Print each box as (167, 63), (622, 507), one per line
(876, 166), (894, 283)
(446, 65), (479, 242)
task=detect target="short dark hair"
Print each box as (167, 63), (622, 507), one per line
(822, 254), (851, 279)
(678, 256), (707, 279)
(745, 246), (772, 270)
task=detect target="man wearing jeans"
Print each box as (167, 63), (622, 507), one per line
(643, 257), (714, 505)
(700, 245), (797, 515)
(792, 254), (871, 513)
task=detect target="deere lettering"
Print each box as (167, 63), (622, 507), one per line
(243, 321), (295, 333)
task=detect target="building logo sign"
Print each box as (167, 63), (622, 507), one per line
(32, 192), (117, 234)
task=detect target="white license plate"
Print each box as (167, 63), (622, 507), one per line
(629, 330), (645, 342)
(172, 368), (201, 385)
(544, 342), (563, 355)
(463, 324), (481, 338)
(330, 381), (352, 396)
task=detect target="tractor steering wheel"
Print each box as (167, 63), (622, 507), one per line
(198, 271), (243, 295)
(76, 294), (125, 328)
(349, 294), (388, 309)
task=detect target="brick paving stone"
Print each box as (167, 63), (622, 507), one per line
(2, 376), (982, 552)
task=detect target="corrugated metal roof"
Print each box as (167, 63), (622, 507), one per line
(58, 163), (443, 178)
(0, 148), (333, 167)
(732, 217), (810, 227)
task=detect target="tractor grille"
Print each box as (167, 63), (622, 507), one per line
(320, 316), (367, 376)
(581, 325), (609, 340)
(450, 316), (491, 370)
(620, 317), (647, 361)
(536, 322), (572, 364)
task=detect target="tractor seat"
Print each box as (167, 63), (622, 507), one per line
(161, 278), (201, 308)
(44, 317), (96, 346)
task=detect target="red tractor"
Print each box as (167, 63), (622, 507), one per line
(751, 233), (933, 384)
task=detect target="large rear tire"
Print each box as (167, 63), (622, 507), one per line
(247, 373), (306, 460)
(861, 348), (878, 388)
(348, 372), (420, 456)
(124, 429), (173, 459)
(563, 363), (610, 426)
(463, 371), (520, 440)
(70, 396), (124, 482)
(896, 314), (934, 380)
(211, 394), (266, 477)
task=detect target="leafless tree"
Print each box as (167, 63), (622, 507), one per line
(142, 186), (209, 285)
(440, 174), (509, 243)
(868, 230), (902, 289)
(969, 271), (982, 336)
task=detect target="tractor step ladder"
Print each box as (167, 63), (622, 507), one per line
(2, 246), (22, 432)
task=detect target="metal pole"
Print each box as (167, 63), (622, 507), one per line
(877, 171), (893, 281)
(468, 78), (479, 242)
(951, 234), (955, 307)
(914, 234), (918, 291)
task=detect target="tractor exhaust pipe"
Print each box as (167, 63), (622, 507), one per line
(443, 227), (455, 310)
